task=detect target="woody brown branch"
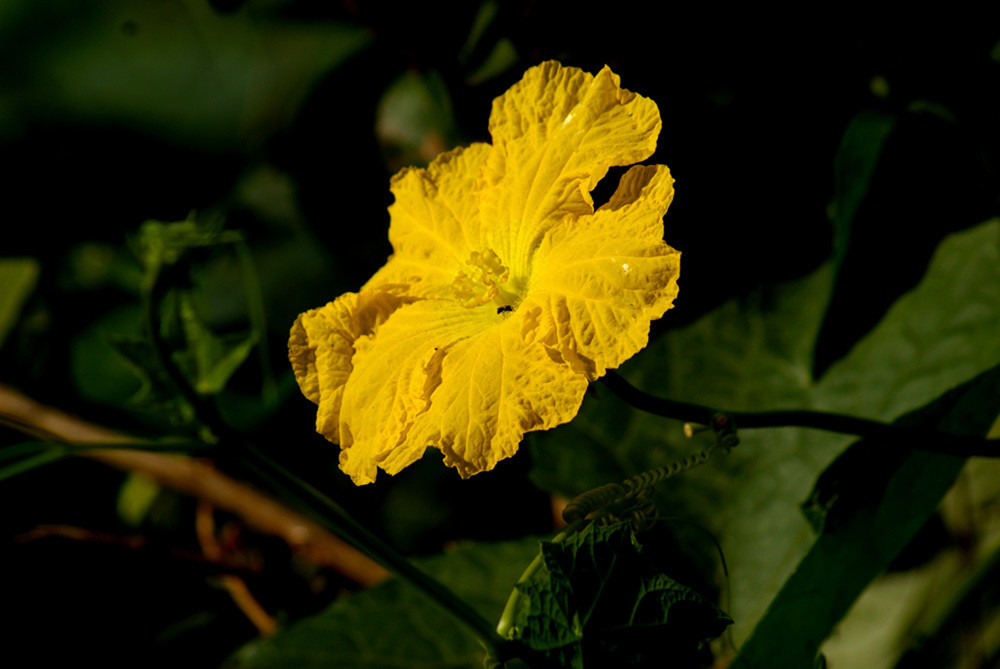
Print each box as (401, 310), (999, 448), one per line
(0, 382), (389, 586)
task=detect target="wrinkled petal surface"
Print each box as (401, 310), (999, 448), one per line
(481, 62), (661, 281)
(289, 290), (407, 443)
(365, 143), (491, 298)
(524, 164), (679, 376)
(289, 61), (679, 484)
(407, 306), (589, 478)
(334, 300), (588, 484)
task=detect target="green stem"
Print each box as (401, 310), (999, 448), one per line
(601, 371), (1000, 457)
(241, 445), (503, 655)
(0, 449), (66, 482)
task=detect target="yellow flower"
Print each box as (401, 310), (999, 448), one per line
(289, 61), (680, 485)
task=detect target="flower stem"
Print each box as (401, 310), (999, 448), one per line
(600, 371), (1000, 457)
(241, 445), (504, 655)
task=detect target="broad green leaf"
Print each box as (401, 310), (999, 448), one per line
(817, 218), (1000, 419)
(815, 415), (1000, 667)
(530, 218), (1000, 645)
(0, 257), (39, 350)
(731, 364), (1000, 668)
(229, 538), (540, 669)
(502, 522), (731, 668)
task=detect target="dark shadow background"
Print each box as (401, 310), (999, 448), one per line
(1, 2), (998, 666)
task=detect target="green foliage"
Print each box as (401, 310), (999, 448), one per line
(458, 1), (519, 85)
(133, 217), (243, 288)
(0, 0), (371, 147)
(377, 70), (461, 169)
(106, 333), (197, 425)
(733, 364), (1000, 668)
(92, 217), (262, 429)
(170, 292), (257, 396)
(229, 538), (541, 669)
(501, 522), (731, 668)
(530, 219), (1000, 645)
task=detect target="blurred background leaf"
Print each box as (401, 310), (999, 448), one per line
(0, 0), (371, 148)
(376, 69), (460, 171)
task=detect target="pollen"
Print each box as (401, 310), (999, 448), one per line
(450, 248), (510, 308)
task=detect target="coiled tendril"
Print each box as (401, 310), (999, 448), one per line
(561, 413), (738, 531)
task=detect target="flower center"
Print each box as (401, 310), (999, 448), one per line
(450, 249), (514, 309)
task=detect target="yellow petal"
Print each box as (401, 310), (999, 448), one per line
(524, 164), (680, 377)
(408, 307), (589, 478)
(481, 61), (661, 281)
(372, 142), (492, 298)
(336, 300), (490, 484)
(288, 290), (406, 445)
(335, 299), (588, 483)
(290, 62), (679, 487)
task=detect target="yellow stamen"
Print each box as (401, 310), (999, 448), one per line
(450, 249), (510, 308)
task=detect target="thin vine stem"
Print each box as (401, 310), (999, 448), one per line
(600, 371), (1000, 457)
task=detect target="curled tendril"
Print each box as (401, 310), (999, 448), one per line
(562, 414), (739, 531)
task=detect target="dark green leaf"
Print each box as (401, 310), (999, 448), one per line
(106, 334), (195, 426)
(70, 305), (146, 406)
(731, 364), (1000, 669)
(228, 538), (540, 669)
(503, 523), (731, 668)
